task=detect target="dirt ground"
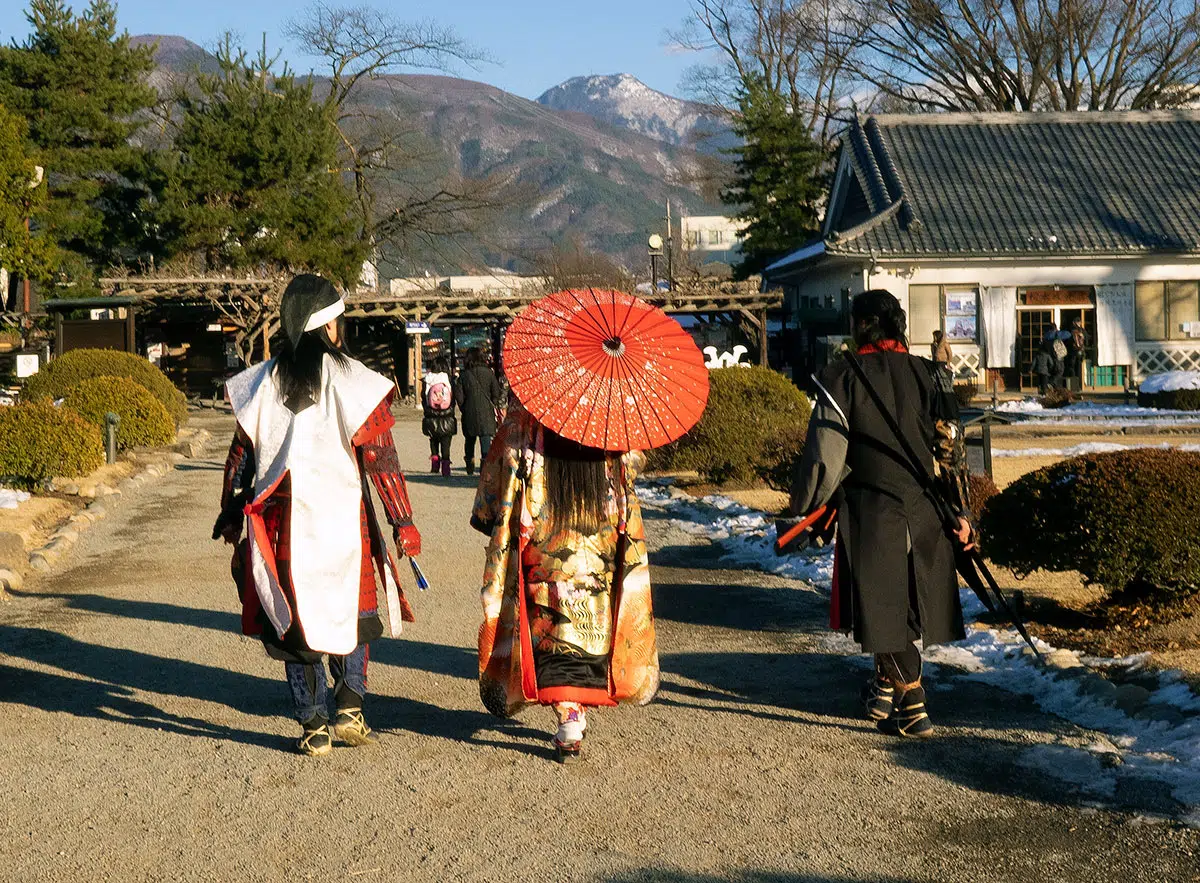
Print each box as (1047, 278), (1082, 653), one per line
(0, 409), (1197, 882)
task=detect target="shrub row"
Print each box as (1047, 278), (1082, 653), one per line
(1137, 388), (1200, 411)
(64, 376), (175, 449)
(649, 366), (812, 487)
(23, 348), (188, 425)
(0, 401), (105, 486)
(979, 449), (1200, 601)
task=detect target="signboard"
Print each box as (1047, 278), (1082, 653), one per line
(1023, 289), (1093, 306)
(15, 354), (38, 378)
(405, 322), (430, 335)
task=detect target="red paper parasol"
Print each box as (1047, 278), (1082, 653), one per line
(503, 289), (709, 451)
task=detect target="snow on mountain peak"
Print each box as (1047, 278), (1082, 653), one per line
(536, 74), (732, 152)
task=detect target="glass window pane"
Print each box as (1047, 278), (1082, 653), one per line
(908, 285), (941, 345)
(1135, 282), (1166, 341)
(1168, 281), (1200, 340)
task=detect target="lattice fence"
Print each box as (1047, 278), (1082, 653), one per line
(1136, 345), (1200, 380)
(950, 348), (982, 379)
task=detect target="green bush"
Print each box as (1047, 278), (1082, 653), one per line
(979, 449), (1200, 601)
(649, 366), (812, 486)
(0, 401), (104, 485)
(1138, 388), (1200, 411)
(22, 348), (187, 425)
(64, 376), (175, 449)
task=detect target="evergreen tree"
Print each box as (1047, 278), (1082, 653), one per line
(721, 78), (826, 279)
(0, 103), (54, 283)
(0, 0), (159, 282)
(158, 37), (366, 285)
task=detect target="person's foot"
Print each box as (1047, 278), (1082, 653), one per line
(296, 719), (332, 756)
(332, 708), (379, 747)
(553, 708), (586, 764)
(862, 676), (895, 721)
(429, 455), (440, 474)
(441, 458), (452, 477)
(465, 459), (475, 476)
(877, 685), (935, 738)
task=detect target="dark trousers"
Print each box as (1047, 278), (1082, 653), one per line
(875, 643), (922, 687)
(464, 434), (492, 463)
(285, 643), (369, 724)
(428, 435), (451, 462)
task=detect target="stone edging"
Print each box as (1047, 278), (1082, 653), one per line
(0, 428), (212, 588)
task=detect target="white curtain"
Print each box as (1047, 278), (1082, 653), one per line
(981, 286), (1017, 368)
(1095, 283), (1135, 367)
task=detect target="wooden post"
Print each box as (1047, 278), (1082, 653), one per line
(54, 309), (63, 357)
(125, 307), (136, 353)
(261, 321), (271, 361)
(759, 307), (769, 367)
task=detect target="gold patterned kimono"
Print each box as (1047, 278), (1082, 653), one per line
(470, 405), (659, 718)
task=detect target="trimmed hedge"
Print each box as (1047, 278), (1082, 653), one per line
(649, 366), (812, 486)
(967, 472), (999, 524)
(0, 401), (104, 485)
(1138, 388), (1200, 411)
(23, 349), (187, 425)
(64, 377), (175, 449)
(979, 449), (1200, 601)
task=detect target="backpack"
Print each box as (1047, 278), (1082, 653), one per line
(1052, 338), (1067, 360)
(426, 375), (453, 411)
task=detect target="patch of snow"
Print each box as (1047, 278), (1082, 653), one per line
(0, 488), (31, 510)
(1141, 371), (1200, 394)
(640, 478), (1200, 822)
(995, 441), (1200, 458)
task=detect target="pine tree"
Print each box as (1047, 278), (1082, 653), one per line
(0, 0), (159, 283)
(721, 78), (826, 279)
(0, 103), (54, 284)
(157, 37), (366, 285)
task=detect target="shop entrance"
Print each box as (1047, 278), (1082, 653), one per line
(1017, 304), (1093, 390)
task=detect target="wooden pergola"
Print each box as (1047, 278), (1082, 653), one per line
(100, 276), (784, 366)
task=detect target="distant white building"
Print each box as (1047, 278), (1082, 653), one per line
(681, 215), (746, 265)
(388, 273), (551, 297)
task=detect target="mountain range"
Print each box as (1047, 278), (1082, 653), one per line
(133, 36), (732, 275)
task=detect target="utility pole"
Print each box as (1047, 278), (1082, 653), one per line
(665, 199), (674, 291)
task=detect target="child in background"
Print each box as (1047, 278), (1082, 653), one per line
(422, 355), (457, 476)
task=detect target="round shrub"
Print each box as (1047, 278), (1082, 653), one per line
(0, 401), (104, 485)
(22, 348), (187, 425)
(63, 377), (175, 449)
(979, 449), (1200, 601)
(649, 366), (812, 486)
(1138, 389), (1200, 411)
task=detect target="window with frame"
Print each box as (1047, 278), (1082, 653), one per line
(1135, 281), (1200, 340)
(907, 285), (978, 346)
(708, 229), (723, 245)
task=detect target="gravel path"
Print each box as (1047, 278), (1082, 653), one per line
(1, 410), (1197, 883)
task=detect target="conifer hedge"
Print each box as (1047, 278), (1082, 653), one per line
(22, 349), (187, 424)
(63, 377), (175, 449)
(979, 449), (1200, 601)
(0, 401), (104, 485)
(649, 366), (811, 486)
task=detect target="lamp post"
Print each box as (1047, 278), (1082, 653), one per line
(648, 233), (664, 291)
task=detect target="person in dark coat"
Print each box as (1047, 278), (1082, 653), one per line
(454, 347), (503, 475)
(421, 355), (457, 476)
(1032, 340), (1056, 395)
(790, 290), (973, 738)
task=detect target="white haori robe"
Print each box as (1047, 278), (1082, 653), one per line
(227, 354), (394, 655)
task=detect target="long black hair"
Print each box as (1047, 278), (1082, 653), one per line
(851, 289), (908, 349)
(274, 318), (349, 413)
(541, 428), (610, 536)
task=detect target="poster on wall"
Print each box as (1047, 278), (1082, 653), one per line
(944, 290), (977, 342)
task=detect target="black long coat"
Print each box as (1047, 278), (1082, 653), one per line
(791, 350), (965, 653)
(454, 365), (502, 438)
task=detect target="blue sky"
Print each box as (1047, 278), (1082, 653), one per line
(0, 0), (706, 100)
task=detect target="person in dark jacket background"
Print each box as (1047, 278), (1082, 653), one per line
(790, 290), (973, 738)
(454, 347), (503, 475)
(422, 355), (457, 476)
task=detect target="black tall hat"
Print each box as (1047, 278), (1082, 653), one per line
(280, 274), (345, 350)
